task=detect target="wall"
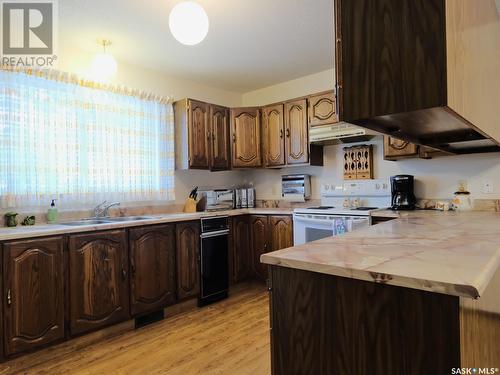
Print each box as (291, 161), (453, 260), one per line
(56, 48), (500, 205)
(247, 137), (500, 200)
(241, 69), (335, 106)
(57, 46), (245, 204)
(238, 66), (500, 201)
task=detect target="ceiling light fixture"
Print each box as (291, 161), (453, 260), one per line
(169, 1), (209, 46)
(89, 39), (118, 82)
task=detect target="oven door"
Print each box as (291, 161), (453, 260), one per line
(293, 214), (370, 245)
(293, 214), (335, 245)
(200, 230), (229, 299)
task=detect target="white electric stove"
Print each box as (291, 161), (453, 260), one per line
(293, 180), (391, 245)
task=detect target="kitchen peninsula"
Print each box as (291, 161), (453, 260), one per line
(261, 211), (500, 375)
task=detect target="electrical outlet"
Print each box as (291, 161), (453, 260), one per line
(482, 181), (494, 194)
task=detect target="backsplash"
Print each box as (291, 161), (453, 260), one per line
(246, 137), (500, 201)
(256, 198), (500, 212)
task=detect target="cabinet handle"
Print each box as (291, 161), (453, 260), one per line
(286, 129), (290, 138)
(207, 131), (211, 141)
(121, 268), (127, 281)
(232, 134), (236, 143)
(7, 289), (11, 305)
(280, 129), (283, 139)
(264, 243), (268, 251)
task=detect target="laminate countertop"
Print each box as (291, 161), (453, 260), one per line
(261, 210), (500, 299)
(0, 208), (293, 242)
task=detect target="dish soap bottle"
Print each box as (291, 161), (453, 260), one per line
(47, 199), (58, 223)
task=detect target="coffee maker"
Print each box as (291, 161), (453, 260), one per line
(390, 175), (416, 210)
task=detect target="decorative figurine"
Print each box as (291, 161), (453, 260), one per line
(21, 215), (36, 226)
(4, 212), (18, 227)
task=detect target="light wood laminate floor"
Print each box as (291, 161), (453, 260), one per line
(0, 283), (270, 375)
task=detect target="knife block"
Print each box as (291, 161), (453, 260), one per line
(183, 198), (197, 213)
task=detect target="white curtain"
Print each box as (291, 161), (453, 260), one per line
(0, 70), (175, 209)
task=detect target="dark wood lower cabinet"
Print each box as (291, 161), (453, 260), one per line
(0, 215), (294, 360)
(129, 225), (176, 316)
(250, 215), (293, 281)
(176, 221), (200, 300)
(2, 237), (65, 356)
(250, 216), (270, 281)
(269, 266), (461, 375)
(69, 230), (130, 336)
(269, 216), (293, 252)
(230, 216), (252, 284)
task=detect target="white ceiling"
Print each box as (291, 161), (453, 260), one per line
(59, 0), (334, 92)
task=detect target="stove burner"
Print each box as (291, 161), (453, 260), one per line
(351, 207), (379, 211)
(307, 206), (335, 210)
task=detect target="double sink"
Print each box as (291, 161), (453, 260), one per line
(62, 216), (155, 226)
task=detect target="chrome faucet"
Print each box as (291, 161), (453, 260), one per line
(93, 201), (121, 218)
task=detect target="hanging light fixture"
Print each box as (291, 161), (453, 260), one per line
(169, 1), (209, 46)
(89, 39), (118, 82)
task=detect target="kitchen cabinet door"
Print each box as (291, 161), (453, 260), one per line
(285, 99), (309, 165)
(3, 237), (65, 356)
(262, 104), (285, 167)
(129, 225), (176, 316)
(188, 99), (210, 169)
(209, 105), (231, 171)
(308, 92), (338, 127)
(269, 216), (293, 252)
(383, 136), (419, 160)
(176, 221), (200, 300)
(250, 215), (270, 281)
(69, 230), (130, 336)
(230, 216), (252, 283)
(230, 107), (262, 168)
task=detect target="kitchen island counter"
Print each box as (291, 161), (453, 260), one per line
(262, 210), (500, 299)
(262, 210), (500, 374)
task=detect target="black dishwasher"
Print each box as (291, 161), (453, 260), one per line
(199, 216), (229, 306)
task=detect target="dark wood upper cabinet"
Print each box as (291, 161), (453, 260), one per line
(336, 0), (499, 154)
(209, 104), (231, 171)
(383, 136), (419, 160)
(269, 216), (293, 252)
(307, 91), (338, 127)
(230, 215), (252, 283)
(176, 221), (200, 300)
(230, 107), (262, 168)
(2, 237), (65, 356)
(337, 0), (447, 122)
(187, 100), (210, 169)
(262, 104), (285, 167)
(284, 99), (309, 165)
(384, 136), (448, 161)
(69, 230), (130, 336)
(129, 225), (176, 316)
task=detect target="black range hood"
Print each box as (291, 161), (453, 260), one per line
(334, 0), (500, 155)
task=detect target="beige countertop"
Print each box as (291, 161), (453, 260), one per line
(0, 208), (293, 242)
(261, 210), (500, 299)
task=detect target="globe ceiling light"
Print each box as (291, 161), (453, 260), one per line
(169, 1), (209, 46)
(89, 40), (118, 83)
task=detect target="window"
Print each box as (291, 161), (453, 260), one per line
(0, 69), (175, 209)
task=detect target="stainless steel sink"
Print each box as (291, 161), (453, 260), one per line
(61, 219), (112, 226)
(61, 216), (155, 226)
(104, 216), (155, 222)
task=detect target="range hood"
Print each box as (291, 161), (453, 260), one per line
(335, 0), (500, 155)
(309, 122), (378, 145)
